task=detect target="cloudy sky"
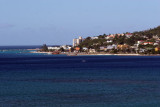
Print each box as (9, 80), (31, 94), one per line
(0, 0), (160, 45)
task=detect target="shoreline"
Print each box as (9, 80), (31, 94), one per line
(30, 51), (53, 54)
(76, 53), (160, 56)
(76, 54), (140, 56)
(30, 51), (160, 56)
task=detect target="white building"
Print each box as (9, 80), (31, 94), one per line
(125, 33), (133, 38)
(73, 36), (83, 47)
(89, 49), (96, 53)
(106, 40), (113, 43)
(83, 47), (88, 51)
(61, 45), (72, 50)
(100, 46), (107, 51)
(137, 40), (144, 45)
(154, 43), (159, 46)
(107, 44), (117, 50)
(48, 46), (61, 50)
(91, 37), (98, 40)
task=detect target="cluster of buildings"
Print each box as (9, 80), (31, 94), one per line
(45, 33), (160, 54)
(72, 33), (133, 53)
(48, 45), (72, 52)
(72, 33), (160, 54)
(90, 33), (133, 40)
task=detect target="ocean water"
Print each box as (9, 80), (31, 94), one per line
(0, 47), (160, 107)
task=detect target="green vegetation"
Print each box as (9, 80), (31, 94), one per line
(41, 44), (49, 52)
(113, 35), (125, 44)
(40, 26), (160, 55)
(59, 47), (64, 52)
(79, 37), (106, 51)
(78, 26), (160, 54)
(134, 26), (160, 38)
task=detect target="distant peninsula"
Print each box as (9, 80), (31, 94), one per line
(39, 26), (160, 56)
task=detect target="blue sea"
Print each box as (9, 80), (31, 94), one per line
(0, 46), (160, 107)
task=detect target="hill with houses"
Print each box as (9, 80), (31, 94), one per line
(41, 26), (160, 55)
(75, 26), (160, 54)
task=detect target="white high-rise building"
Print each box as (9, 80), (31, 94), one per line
(73, 39), (77, 47)
(79, 36), (82, 40)
(73, 36), (83, 47)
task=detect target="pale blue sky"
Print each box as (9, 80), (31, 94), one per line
(0, 0), (160, 45)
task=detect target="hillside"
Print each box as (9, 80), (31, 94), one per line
(134, 26), (160, 38)
(77, 26), (160, 53)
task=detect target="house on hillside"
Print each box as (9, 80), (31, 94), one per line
(126, 33), (133, 38)
(106, 40), (113, 43)
(142, 42), (153, 45)
(89, 49), (96, 53)
(105, 34), (115, 40)
(107, 44), (117, 50)
(91, 37), (98, 40)
(137, 40), (144, 45)
(155, 47), (160, 52)
(100, 46), (107, 51)
(153, 35), (160, 40)
(117, 44), (129, 50)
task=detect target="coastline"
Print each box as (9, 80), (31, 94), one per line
(30, 51), (160, 56)
(77, 53), (140, 56)
(30, 51), (53, 54)
(74, 53), (160, 56)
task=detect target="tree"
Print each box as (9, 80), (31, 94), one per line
(110, 49), (118, 54)
(125, 37), (135, 46)
(41, 44), (48, 52)
(59, 47), (65, 52)
(133, 26), (160, 38)
(98, 34), (105, 39)
(86, 37), (91, 40)
(70, 47), (74, 52)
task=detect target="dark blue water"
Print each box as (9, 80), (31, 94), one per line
(0, 45), (41, 50)
(0, 47), (160, 107)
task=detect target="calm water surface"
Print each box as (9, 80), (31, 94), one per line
(0, 48), (160, 107)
